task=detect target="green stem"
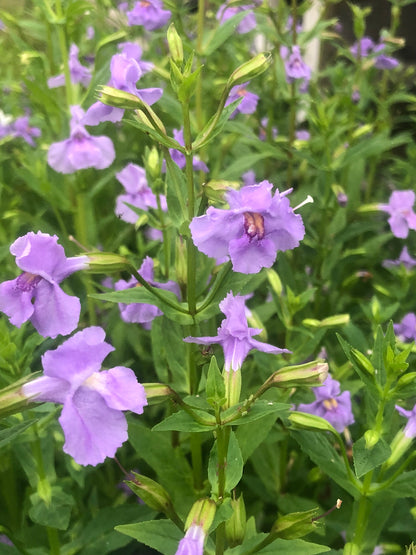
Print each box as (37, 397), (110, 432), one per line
(156, 191), (170, 279)
(195, 0), (206, 132)
(215, 521), (226, 555)
(216, 425), (231, 501)
(344, 472), (373, 555)
(55, 0), (72, 110)
(190, 434), (203, 491)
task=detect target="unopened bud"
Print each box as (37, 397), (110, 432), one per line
(98, 85), (143, 109)
(167, 23), (183, 65)
(289, 411), (338, 434)
(272, 361), (328, 388)
(383, 430), (412, 470)
(0, 373), (41, 418)
(143, 383), (172, 402)
(228, 52), (271, 88)
(204, 180), (239, 205)
(86, 252), (130, 274)
(225, 495), (246, 547)
(127, 473), (178, 522)
(224, 366), (241, 408)
(146, 146), (160, 180)
(350, 348), (374, 375)
(185, 498), (216, 534)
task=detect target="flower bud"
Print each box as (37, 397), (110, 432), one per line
(0, 373), (41, 418)
(185, 498), (216, 534)
(271, 361), (328, 389)
(383, 430), (412, 470)
(364, 429), (380, 449)
(98, 86), (143, 109)
(350, 348), (374, 376)
(167, 23), (183, 65)
(143, 383), (173, 403)
(225, 495), (246, 547)
(85, 252), (131, 274)
(289, 411), (338, 434)
(145, 146), (161, 180)
(227, 52), (271, 88)
(224, 366), (241, 408)
(126, 473), (179, 523)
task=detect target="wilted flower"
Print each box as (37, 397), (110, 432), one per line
(0, 231), (88, 338)
(297, 375), (355, 433)
(127, 0), (171, 30)
(12, 116), (41, 146)
(216, 3), (257, 34)
(115, 257), (180, 329)
(379, 190), (416, 239)
(225, 82), (259, 118)
(395, 404), (416, 438)
(190, 180), (305, 274)
(383, 246), (416, 270)
(175, 524), (205, 555)
(115, 163), (167, 223)
(83, 52), (162, 126)
(22, 326), (147, 466)
(48, 44), (92, 88)
(394, 313), (416, 342)
(48, 105), (115, 173)
(184, 291), (290, 371)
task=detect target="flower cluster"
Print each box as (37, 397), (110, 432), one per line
(350, 36), (399, 69)
(190, 180), (305, 274)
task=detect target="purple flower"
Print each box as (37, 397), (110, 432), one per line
(86, 26), (95, 40)
(48, 106), (115, 173)
(351, 89), (360, 103)
(242, 170), (256, 186)
(0, 232), (88, 338)
(184, 292), (290, 372)
(379, 190), (416, 239)
(167, 128), (209, 172)
(259, 117), (278, 141)
(297, 375), (355, 433)
(350, 36), (375, 58)
(190, 180), (305, 274)
(127, 0), (171, 30)
(282, 46), (311, 89)
(175, 524), (205, 555)
(48, 44), (92, 89)
(383, 246), (416, 270)
(395, 404), (416, 438)
(225, 82), (259, 119)
(114, 257), (180, 329)
(22, 326), (147, 466)
(286, 15), (303, 34)
(12, 116), (41, 146)
(295, 129), (310, 141)
(83, 52), (162, 126)
(216, 3), (257, 34)
(118, 41), (154, 74)
(394, 313), (416, 342)
(115, 163), (167, 223)
(375, 52), (399, 70)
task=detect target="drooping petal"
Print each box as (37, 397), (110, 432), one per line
(59, 388), (128, 466)
(136, 87), (163, 106)
(48, 139), (77, 173)
(82, 102), (124, 126)
(229, 234), (276, 274)
(0, 278), (35, 327)
(86, 366), (147, 414)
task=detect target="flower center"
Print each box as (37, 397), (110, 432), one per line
(323, 398), (338, 411)
(16, 272), (42, 292)
(244, 212), (265, 240)
(237, 88), (247, 97)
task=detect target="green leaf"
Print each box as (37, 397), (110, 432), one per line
(29, 488), (74, 530)
(152, 409), (216, 432)
(235, 413), (279, 462)
(380, 469), (416, 499)
(208, 431), (244, 495)
(92, 288), (193, 326)
(115, 519), (182, 555)
(126, 116), (181, 150)
(193, 98), (242, 151)
(151, 316), (188, 390)
(202, 12), (247, 56)
(222, 400), (290, 427)
(226, 534), (330, 554)
(206, 356), (227, 408)
(221, 152), (275, 181)
(290, 430), (359, 498)
(165, 154), (189, 228)
(352, 436), (391, 478)
(337, 334), (378, 396)
(0, 419), (38, 449)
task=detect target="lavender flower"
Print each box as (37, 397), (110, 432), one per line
(295, 129), (310, 141)
(167, 128), (208, 172)
(0, 232), (88, 338)
(175, 524), (205, 555)
(48, 106), (115, 173)
(394, 313), (416, 342)
(127, 0), (171, 30)
(48, 44), (92, 89)
(379, 190), (416, 239)
(216, 3), (257, 34)
(297, 375), (354, 433)
(259, 117), (278, 141)
(395, 404), (416, 438)
(115, 257), (180, 329)
(190, 180), (305, 274)
(281, 45), (311, 90)
(12, 116), (41, 146)
(83, 52), (162, 126)
(184, 292), (290, 371)
(225, 82), (259, 119)
(22, 326), (147, 466)
(118, 41), (154, 74)
(374, 46), (399, 70)
(350, 36), (375, 58)
(383, 246), (416, 270)
(115, 163), (167, 224)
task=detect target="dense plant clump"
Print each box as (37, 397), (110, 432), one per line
(1, 1), (416, 554)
